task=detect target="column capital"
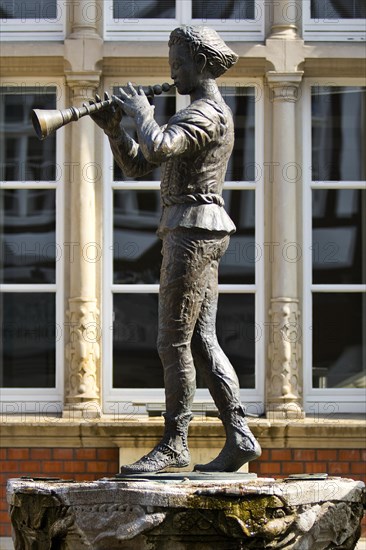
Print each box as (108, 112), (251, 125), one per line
(266, 72), (304, 102)
(65, 72), (101, 102)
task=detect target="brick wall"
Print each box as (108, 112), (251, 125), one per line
(0, 447), (119, 538)
(1, 447), (365, 539)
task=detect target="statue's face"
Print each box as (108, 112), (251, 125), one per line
(169, 43), (201, 95)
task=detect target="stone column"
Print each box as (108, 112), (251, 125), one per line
(63, 0), (103, 415)
(64, 78), (101, 415)
(266, 72), (304, 420)
(269, 0), (300, 39)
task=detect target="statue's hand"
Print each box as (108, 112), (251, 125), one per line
(89, 92), (123, 139)
(112, 82), (153, 120)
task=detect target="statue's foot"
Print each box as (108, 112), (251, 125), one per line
(193, 442), (261, 472)
(194, 418), (261, 472)
(120, 443), (190, 474)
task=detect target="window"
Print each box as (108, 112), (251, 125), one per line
(303, 81), (366, 413)
(105, 0), (264, 41)
(0, 0), (64, 40)
(303, 0), (366, 41)
(0, 82), (64, 412)
(103, 79), (264, 415)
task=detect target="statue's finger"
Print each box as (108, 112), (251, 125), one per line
(118, 87), (130, 100)
(104, 91), (111, 100)
(95, 94), (101, 102)
(112, 95), (124, 108)
(137, 85), (146, 96)
(127, 82), (137, 96)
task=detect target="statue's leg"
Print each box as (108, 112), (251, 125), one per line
(120, 229), (214, 474)
(191, 239), (262, 472)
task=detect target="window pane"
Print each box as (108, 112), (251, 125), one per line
(0, 87), (56, 181)
(113, 0), (175, 20)
(0, 189), (56, 284)
(113, 293), (256, 389)
(113, 190), (161, 284)
(311, 0), (366, 19)
(312, 189), (365, 284)
(215, 293), (255, 389)
(219, 190), (255, 284)
(0, 292), (56, 387)
(312, 86), (366, 181)
(113, 294), (162, 388)
(222, 86), (256, 182)
(0, 0), (57, 19)
(313, 293), (365, 388)
(192, 0), (255, 20)
(114, 90), (176, 182)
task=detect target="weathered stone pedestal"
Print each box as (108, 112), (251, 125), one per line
(7, 475), (365, 549)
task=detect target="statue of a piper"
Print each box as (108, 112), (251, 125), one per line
(91, 25), (262, 473)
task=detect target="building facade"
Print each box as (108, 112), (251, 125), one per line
(0, 0), (365, 545)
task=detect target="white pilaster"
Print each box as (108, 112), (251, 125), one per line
(266, 71), (304, 420)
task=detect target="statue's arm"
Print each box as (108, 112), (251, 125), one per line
(108, 128), (158, 178)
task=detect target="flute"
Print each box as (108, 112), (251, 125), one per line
(32, 82), (175, 140)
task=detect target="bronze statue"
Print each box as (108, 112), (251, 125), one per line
(91, 25), (262, 473)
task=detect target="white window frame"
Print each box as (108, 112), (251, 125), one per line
(0, 0), (65, 41)
(302, 78), (366, 415)
(303, 0), (366, 41)
(104, 0), (264, 41)
(102, 76), (264, 416)
(0, 77), (65, 413)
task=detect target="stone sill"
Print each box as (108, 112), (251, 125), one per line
(0, 414), (365, 449)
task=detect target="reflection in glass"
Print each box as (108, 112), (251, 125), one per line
(219, 190), (255, 284)
(114, 91), (176, 182)
(312, 87), (366, 181)
(222, 86), (255, 182)
(311, 0), (366, 18)
(0, 0), (57, 19)
(192, 0), (255, 20)
(215, 293), (255, 389)
(113, 0), (175, 19)
(113, 190), (162, 284)
(113, 294), (162, 388)
(312, 189), (365, 284)
(0, 293), (56, 387)
(313, 293), (365, 388)
(0, 189), (56, 284)
(113, 293), (255, 389)
(0, 87), (56, 181)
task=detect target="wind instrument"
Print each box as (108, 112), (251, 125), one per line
(32, 82), (175, 140)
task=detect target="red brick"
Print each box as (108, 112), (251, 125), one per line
(282, 462), (304, 475)
(74, 473), (96, 481)
(327, 462), (351, 475)
(30, 449), (52, 460)
(271, 450), (292, 461)
(0, 449), (7, 460)
(96, 448), (118, 460)
(361, 450), (366, 462)
(107, 462), (119, 474)
(0, 512), (10, 523)
(7, 448), (29, 460)
(1, 461), (21, 473)
(294, 450), (316, 461)
(316, 450), (338, 461)
(63, 461), (86, 473)
(53, 449), (74, 460)
(20, 461), (42, 474)
(86, 462), (111, 473)
(338, 450), (361, 461)
(75, 449), (96, 460)
(258, 462), (282, 475)
(0, 523), (11, 537)
(351, 462), (366, 475)
(42, 461), (64, 473)
(258, 449), (270, 461)
(304, 462), (327, 474)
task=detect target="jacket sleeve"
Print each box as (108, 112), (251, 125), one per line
(108, 127), (158, 178)
(134, 102), (220, 164)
